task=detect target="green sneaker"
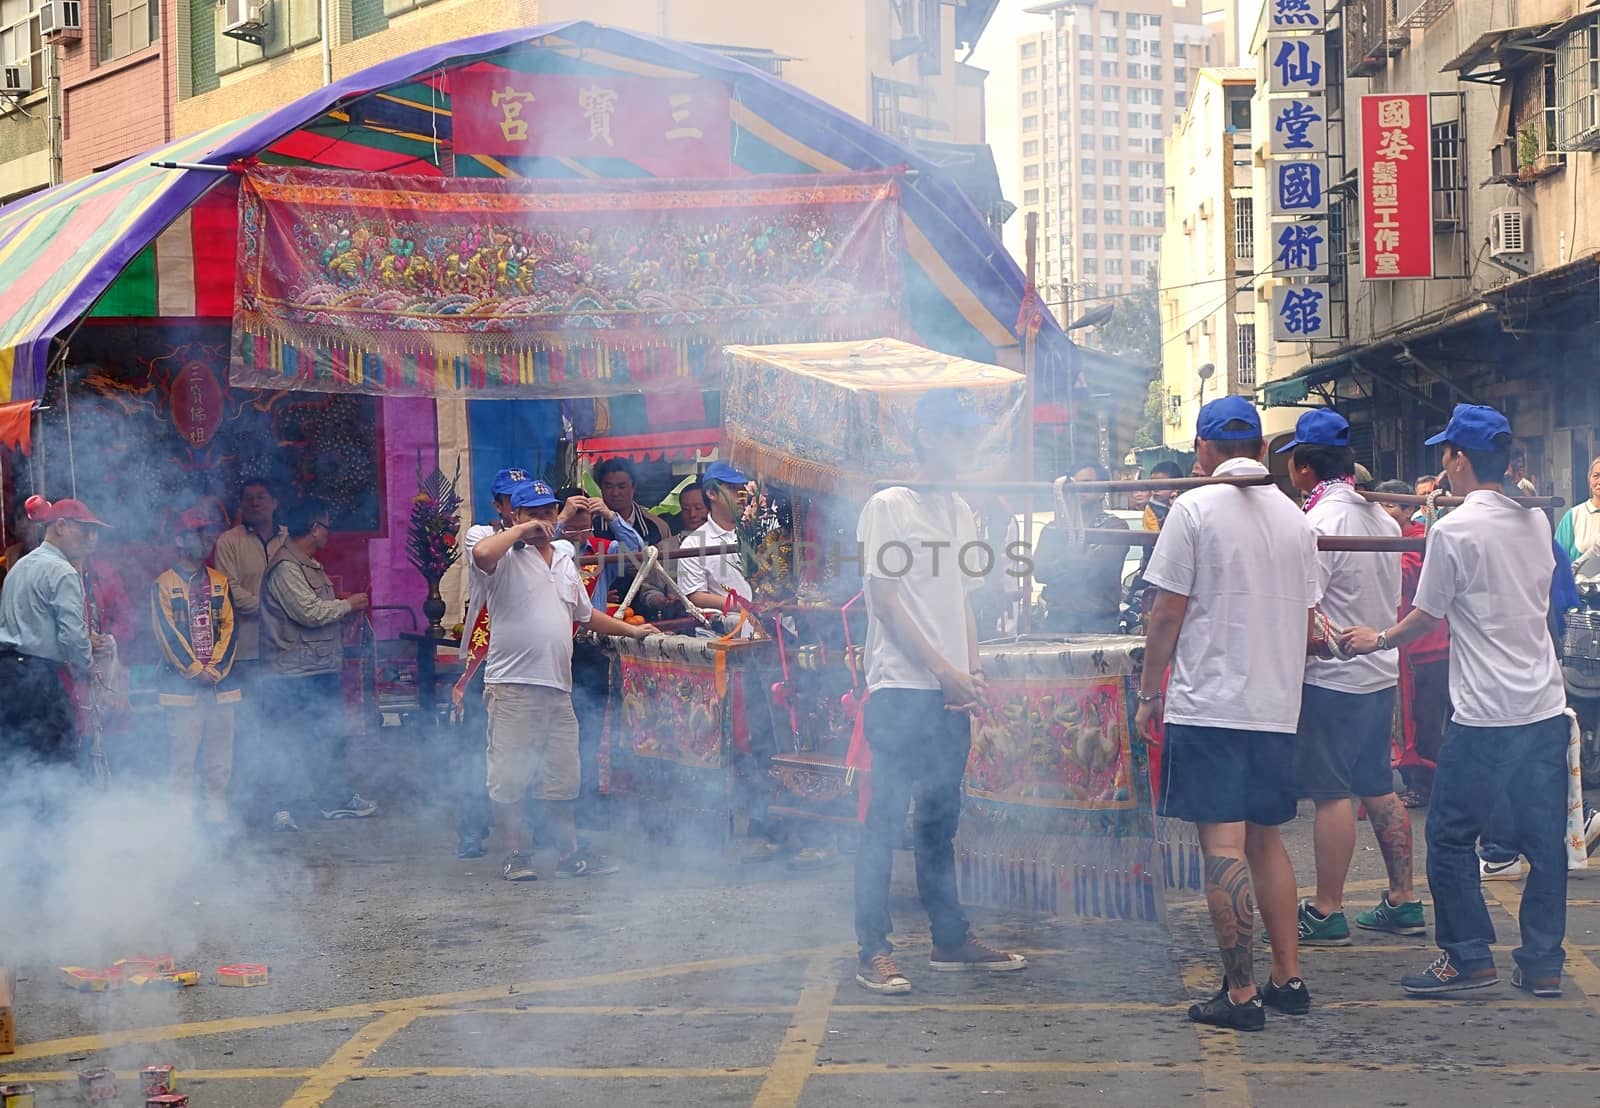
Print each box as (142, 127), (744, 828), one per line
(1297, 899), (1352, 946)
(1355, 894), (1426, 936)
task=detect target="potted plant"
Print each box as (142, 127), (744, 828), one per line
(1519, 124), (1542, 180)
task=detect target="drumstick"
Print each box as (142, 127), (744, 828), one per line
(645, 555), (716, 629)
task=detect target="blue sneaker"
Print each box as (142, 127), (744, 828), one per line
(457, 833), (485, 859)
(1401, 952), (1498, 996)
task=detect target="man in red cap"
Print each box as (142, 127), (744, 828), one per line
(152, 508), (240, 830)
(0, 495), (112, 767)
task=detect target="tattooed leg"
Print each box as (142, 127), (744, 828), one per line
(1202, 852), (1256, 999)
(1363, 792), (1415, 902)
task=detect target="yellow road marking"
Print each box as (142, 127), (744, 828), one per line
(751, 952), (839, 1108)
(1484, 880), (1600, 1009)
(817, 1061), (1204, 1075)
(284, 1010), (420, 1107)
(1177, 953), (1250, 1108)
(420, 1004), (794, 1018)
(6, 1068), (318, 1082)
(362, 1065), (769, 1079)
(5, 946), (843, 1064)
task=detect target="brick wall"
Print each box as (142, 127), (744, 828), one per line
(176, 0), (542, 134)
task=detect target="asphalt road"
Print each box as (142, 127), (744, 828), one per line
(4, 739), (1599, 1108)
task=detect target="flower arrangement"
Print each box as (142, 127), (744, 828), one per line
(407, 455), (463, 582)
(736, 485), (793, 602)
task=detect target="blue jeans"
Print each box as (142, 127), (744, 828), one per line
(1428, 715), (1568, 976)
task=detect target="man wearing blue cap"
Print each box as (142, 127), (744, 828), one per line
(1343, 404), (1570, 998)
(853, 388), (1027, 995)
(448, 466), (532, 859)
(1278, 409), (1421, 946)
(472, 480), (658, 882)
(678, 460), (757, 620)
(1134, 395), (1321, 1031)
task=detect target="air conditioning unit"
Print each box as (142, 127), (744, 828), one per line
(39, 0), (82, 40)
(1, 64), (29, 96)
(1489, 206), (1527, 258)
(222, 0), (268, 43)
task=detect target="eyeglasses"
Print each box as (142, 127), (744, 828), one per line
(312, 521), (331, 533)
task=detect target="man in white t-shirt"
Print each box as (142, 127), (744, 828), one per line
(1134, 395), (1321, 1032)
(1343, 404), (1569, 999)
(852, 389), (1027, 996)
(471, 479), (657, 883)
(678, 460), (757, 627)
(1276, 409), (1421, 947)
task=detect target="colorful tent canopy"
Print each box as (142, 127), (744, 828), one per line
(0, 21), (1078, 404)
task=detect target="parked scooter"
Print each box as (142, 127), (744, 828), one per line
(1564, 579), (1600, 786)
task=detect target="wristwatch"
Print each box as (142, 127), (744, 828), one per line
(1136, 690), (1162, 704)
(1375, 630), (1390, 651)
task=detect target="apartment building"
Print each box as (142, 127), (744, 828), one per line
(1155, 66), (1269, 447)
(1247, 0), (1600, 497)
(1014, 0), (1239, 313)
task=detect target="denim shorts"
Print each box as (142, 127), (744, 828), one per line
(1295, 683), (1398, 800)
(1158, 723), (1299, 827)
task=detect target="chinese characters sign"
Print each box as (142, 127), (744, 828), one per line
(1271, 284), (1330, 341)
(1269, 98), (1327, 156)
(1360, 94), (1432, 280)
(1273, 219), (1329, 279)
(452, 67), (732, 178)
(1269, 0), (1325, 30)
(1271, 159), (1326, 215)
(1266, 35), (1325, 94)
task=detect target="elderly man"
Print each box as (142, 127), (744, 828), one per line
(0, 496), (111, 768)
(471, 480), (657, 881)
(260, 498), (373, 832)
(1135, 396), (1321, 1031)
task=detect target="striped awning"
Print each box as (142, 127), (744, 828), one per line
(0, 21), (1077, 402)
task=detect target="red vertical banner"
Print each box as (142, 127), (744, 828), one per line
(1360, 93), (1433, 280)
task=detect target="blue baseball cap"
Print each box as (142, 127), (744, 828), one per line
(1196, 395), (1263, 441)
(491, 467), (530, 497)
(702, 460), (750, 487)
(914, 388), (986, 432)
(1275, 408), (1350, 453)
(1424, 404), (1512, 453)
(509, 480), (558, 509)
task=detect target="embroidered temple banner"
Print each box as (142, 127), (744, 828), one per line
(229, 166), (903, 398)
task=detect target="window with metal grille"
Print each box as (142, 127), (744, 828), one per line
(1558, 20), (1600, 150)
(1235, 317), (1257, 387)
(1431, 120), (1462, 224)
(1233, 196), (1254, 261)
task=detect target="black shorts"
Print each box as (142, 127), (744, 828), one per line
(1295, 683), (1397, 801)
(1157, 723), (1299, 826)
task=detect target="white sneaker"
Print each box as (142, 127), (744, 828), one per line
(1585, 806), (1600, 857)
(1480, 857), (1523, 882)
(272, 809), (301, 833)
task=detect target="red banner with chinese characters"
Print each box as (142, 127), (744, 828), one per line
(1360, 93), (1432, 280)
(451, 65), (732, 178)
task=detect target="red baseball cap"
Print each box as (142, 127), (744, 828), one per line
(25, 495), (110, 527)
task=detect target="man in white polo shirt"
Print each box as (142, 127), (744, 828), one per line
(1135, 396), (1321, 1032)
(471, 479), (657, 883)
(678, 460), (757, 627)
(1344, 404), (1569, 999)
(1278, 409), (1422, 946)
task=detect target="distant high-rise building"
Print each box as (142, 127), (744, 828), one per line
(1015, 0), (1233, 310)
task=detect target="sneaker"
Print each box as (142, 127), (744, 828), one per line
(272, 809), (300, 833)
(1355, 894), (1427, 937)
(1511, 965), (1563, 998)
(1261, 976), (1311, 1015)
(501, 852), (538, 882)
(555, 849), (618, 878)
(1586, 805), (1600, 857)
(1400, 952), (1498, 996)
(785, 846), (837, 872)
(1479, 857), (1523, 882)
(321, 793), (379, 820)
(1188, 985), (1265, 1032)
(929, 936), (1027, 972)
(1297, 899), (1352, 946)
(855, 952), (912, 995)
(739, 839), (783, 864)
(457, 833), (485, 860)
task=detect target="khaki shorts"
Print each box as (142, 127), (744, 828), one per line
(483, 682), (580, 803)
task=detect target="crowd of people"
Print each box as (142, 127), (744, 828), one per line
(3, 390), (1597, 1023)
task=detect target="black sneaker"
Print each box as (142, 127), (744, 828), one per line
(555, 849), (618, 878)
(1511, 966), (1562, 998)
(1261, 976), (1311, 1015)
(1188, 985), (1265, 1031)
